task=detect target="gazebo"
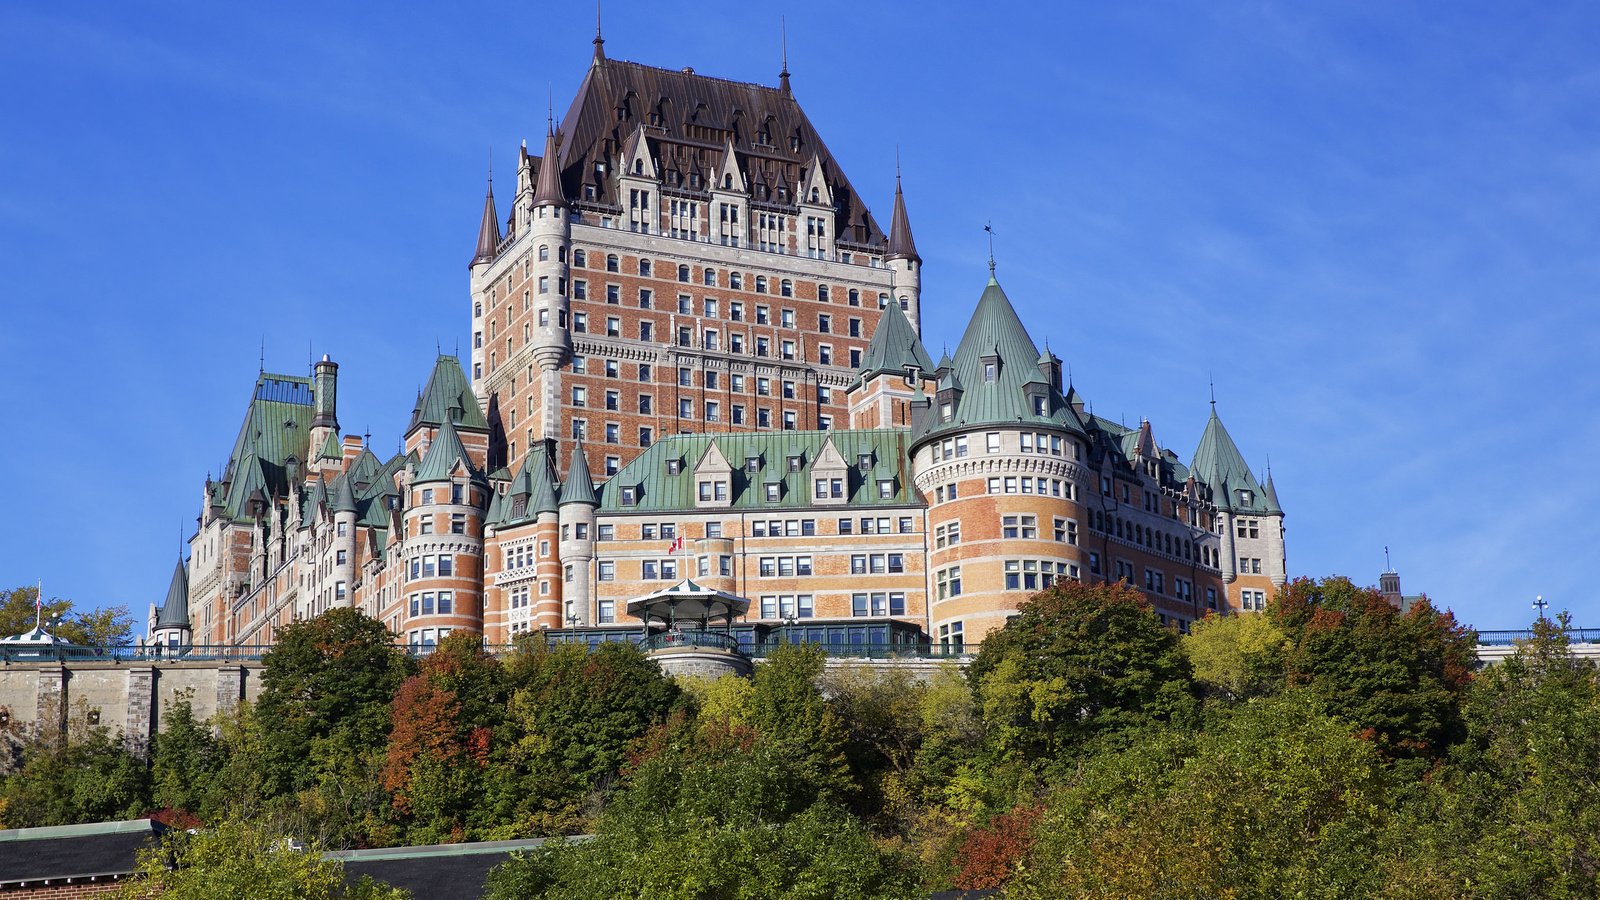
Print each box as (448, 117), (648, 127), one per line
(0, 622), (90, 662)
(626, 579), (753, 677)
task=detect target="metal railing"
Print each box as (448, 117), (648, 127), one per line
(639, 630), (742, 653)
(1475, 628), (1600, 646)
(0, 645), (276, 664)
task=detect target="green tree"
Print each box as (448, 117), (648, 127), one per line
(1181, 610), (1288, 701)
(1391, 613), (1600, 896)
(967, 580), (1196, 769)
(149, 691), (220, 816)
(256, 608), (413, 795)
(501, 640), (680, 833)
(1271, 575), (1477, 769)
(1010, 691), (1391, 899)
(747, 642), (853, 804)
(0, 584), (72, 637)
(72, 604), (136, 649)
(485, 719), (916, 900)
(118, 818), (410, 899)
(0, 714), (150, 827)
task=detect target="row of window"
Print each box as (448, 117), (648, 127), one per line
(408, 591), (455, 617)
(1004, 559), (1079, 591)
(406, 554), (455, 580)
(985, 476), (1078, 499)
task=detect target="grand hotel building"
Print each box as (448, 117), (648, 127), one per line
(147, 37), (1286, 653)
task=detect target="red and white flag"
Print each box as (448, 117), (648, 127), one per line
(668, 535), (685, 555)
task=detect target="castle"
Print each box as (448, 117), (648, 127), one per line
(147, 36), (1287, 655)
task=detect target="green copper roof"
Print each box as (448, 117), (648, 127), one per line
(1262, 470), (1283, 514)
(317, 430), (343, 461)
(213, 373), (316, 521)
(415, 417), (476, 484)
(599, 429), (917, 513)
(560, 445), (598, 507)
(1191, 407), (1270, 513)
(494, 442), (559, 527)
(914, 275), (1086, 445)
(154, 560), (189, 629)
(409, 355), (488, 434)
(853, 297), (934, 388)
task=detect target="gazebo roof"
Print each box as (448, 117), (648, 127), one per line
(625, 579), (749, 625)
(0, 625), (82, 648)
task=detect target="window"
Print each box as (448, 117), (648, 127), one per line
(606, 253), (619, 272)
(1001, 515), (1037, 539)
(678, 264), (690, 282)
(936, 566), (963, 599)
(939, 621), (964, 652)
(935, 522), (961, 548)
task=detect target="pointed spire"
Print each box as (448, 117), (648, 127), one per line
(1192, 403), (1265, 513)
(886, 165), (919, 262)
(560, 443), (599, 507)
(472, 162), (500, 266)
(592, 0), (606, 64)
(779, 16), (791, 96)
(532, 118), (567, 208)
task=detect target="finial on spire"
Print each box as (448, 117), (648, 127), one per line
(983, 221), (996, 274)
(259, 336), (265, 375)
(1384, 545), (1391, 571)
(1208, 376), (1216, 410)
(779, 16), (791, 95)
(592, 0), (605, 62)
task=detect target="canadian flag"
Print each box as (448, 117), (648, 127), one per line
(668, 535), (685, 555)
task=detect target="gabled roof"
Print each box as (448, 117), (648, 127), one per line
(914, 275), (1086, 445)
(493, 443), (560, 527)
(1191, 407), (1269, 513)
(853, 297), (934, 388)
(409, 356), (488, 433)
(415, 417), (476, 484)
(154, 560), (189, 629)
(600, 429), (918, 512)
(547, 58), (884, 247)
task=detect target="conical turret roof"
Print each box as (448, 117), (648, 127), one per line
(1191, 406), (1268, 513)
(886, 175), (919, 261)
(559, 444), (598, 507)
(472, 178), (501, 265)
(1262, 469), (1283, 515)
(409, 356), (488, 433)
(415, 417), (474, 484)
(154, 560), (190, 629)
(854, 297), (934, 387)
(332, 472), (359, 514)
(916, 273), (1086, 443)
(533, 125), (567, 208)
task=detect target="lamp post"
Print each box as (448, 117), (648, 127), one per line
(1533, 595), (1550, 623)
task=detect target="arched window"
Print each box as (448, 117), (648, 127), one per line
(780, 279), (792, 297)
(677, 264), (689, 282)
(538, 245), (549, 261)
(473, 301), (482, 318)
(755, 276), (767, 293)
(606, 254), (619, 272)
(573, 249), (587, 267)
(703, 267), (716, 286)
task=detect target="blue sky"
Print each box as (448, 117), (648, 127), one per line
(3, 1), (1596, 631)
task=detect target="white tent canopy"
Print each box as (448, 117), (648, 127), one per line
(625, 579), (749, 630)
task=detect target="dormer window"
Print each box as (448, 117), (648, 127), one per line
(765, 482), (782, 502)
(745, 456), (761, 473)
(941, 402), (953, 422)
(666, 459), (683, 475)
(1033, 395), (1048, 416)
(982, 358), (999, 382)
(857, 453), (873, 471)
(633, 159), (644, 175)
(877, 479), (894, 499)
(1238, 490), (1254, 506)
(620, 486), (637, 506)
(787, 455), (803, 472)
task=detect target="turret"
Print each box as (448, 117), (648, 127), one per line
(884, 172), (922, 331)
(557, 445), (599, 626)
(528, 122), (573, 442)
(470, 173), (501, 272)
(330, 474), (359, 607)
(149, 559), (192, 651)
